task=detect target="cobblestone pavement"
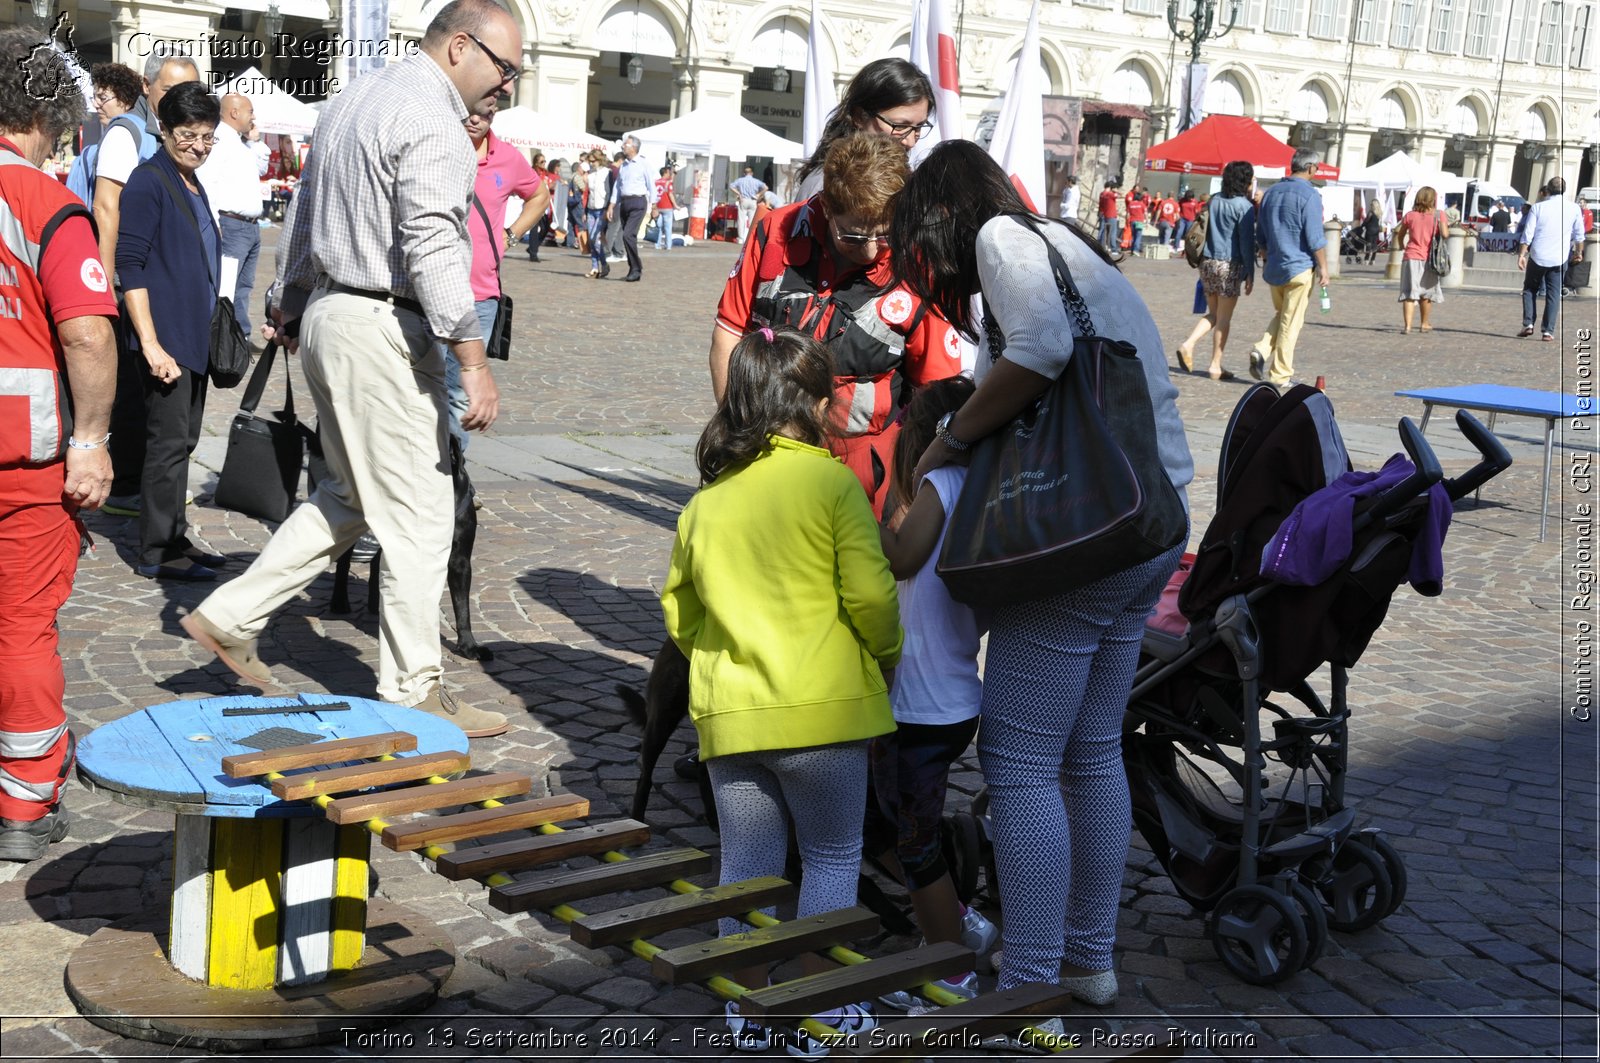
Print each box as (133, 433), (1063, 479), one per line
(0, 231), (1595, 1062)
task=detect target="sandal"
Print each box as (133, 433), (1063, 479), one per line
(1174, 347), (1194, 373)
(1208, 368), (1235, 381)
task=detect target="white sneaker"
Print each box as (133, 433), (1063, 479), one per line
(880, 970), (979, 1013)
(724, 1001), (771, 1052)
(784, 1001), (876, 1059)
(960, 906), (999, 955)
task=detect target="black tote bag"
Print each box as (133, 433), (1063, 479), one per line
(936, 220), (1186, 608)
(213, 341), (307, 523)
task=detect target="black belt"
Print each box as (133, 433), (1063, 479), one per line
(219, 211), (259, 222)
(322, 280), (424, 317)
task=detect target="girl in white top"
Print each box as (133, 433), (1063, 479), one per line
(869, 376), (999, 1011)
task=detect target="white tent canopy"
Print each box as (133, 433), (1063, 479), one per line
(1332, 150), (1467, 197)
(214, 67), (318, 137)
(627, 107), (805, 163)
(491, 107), (614, 157)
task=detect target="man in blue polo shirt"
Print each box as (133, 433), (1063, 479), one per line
(1250, 149), (1329, 387)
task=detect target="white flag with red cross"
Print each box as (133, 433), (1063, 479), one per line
(985, 0), (1046, 213)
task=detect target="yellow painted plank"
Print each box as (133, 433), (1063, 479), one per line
(207, 818), (283, 989)
(330, 823), (369, 971)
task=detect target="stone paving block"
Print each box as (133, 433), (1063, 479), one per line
(472, 978), (558, 1015)
(526, 957), (614, 995)
(1283, 1032), (1371, 1058)
(584, 976), (664, 1010)
(469, 936), (565, 981)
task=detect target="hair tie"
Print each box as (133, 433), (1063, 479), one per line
(759, 327), (774, 343)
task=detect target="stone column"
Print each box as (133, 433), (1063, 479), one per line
(1580, 231), (1600, 299)
(1324, 219), (1344, 279)
(534, 47), (598, 133)
(515, 48), (537, 109)
(1443, 223), (1467, 288)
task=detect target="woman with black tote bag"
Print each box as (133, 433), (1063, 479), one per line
(115, 83), (228, 581)
(889, 141), (1193, 1029)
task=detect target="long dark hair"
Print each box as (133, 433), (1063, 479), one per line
(889, 140), (1115, 340)
(1221, 160), (1254, 197)
(796, 58), (933, 186)
(696, 327), (835, 484)
(891, 376), (976, 512)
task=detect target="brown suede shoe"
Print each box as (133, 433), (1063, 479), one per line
(413, 687), (509, 739)
(180, 610), (275, 686)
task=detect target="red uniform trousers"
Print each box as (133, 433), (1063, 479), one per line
(0, 461), (78, 822)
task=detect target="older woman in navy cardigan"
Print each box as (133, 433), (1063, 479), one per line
(116, 82), (228, 581)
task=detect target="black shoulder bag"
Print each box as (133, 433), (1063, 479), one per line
(471, 194), (514, 360)
(152, 163), (251, 388)
(213, 341), (308, 523)
(936, 219), (1187, 608)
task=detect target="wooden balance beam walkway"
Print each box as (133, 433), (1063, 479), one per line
(225, 732), (1180, 1061)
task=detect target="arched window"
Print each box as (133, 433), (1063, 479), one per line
(596, 1), (677, 57)
(1519, 107), (1549, 140)
(1373, 91), (1407, 129)
(1291, 83), (1330, 122)
(1449, 101), (1480, 135)
(1105, 62), (1154, 106)
(1206, 72), (1247, 115)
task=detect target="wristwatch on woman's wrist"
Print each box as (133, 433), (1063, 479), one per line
(935, 412), (971, 452)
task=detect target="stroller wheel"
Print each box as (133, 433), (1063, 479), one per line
(1315, 839), (1395, 932)
(1288, 880), (1329, 970)
(1350, 831), (1407, 919)
(1208, 884), (1309, 985)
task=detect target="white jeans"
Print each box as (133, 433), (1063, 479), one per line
(196, 285), (454, 705)
(737, 200), (757, 241)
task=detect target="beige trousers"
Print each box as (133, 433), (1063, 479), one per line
(197, 286), (454, 705)
(1255, 268), (1315, 386)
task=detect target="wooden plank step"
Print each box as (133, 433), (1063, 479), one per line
(381, 793), (590, 851)
(269, 751), (469, 801)
(434, 820), (651, 881)
(651, 907), (880, 985)
(739, 941), (974, 1023)
(571, 876), (794, 948)
(221, 732), (418, 778)
(838, 989), (1183, 1061)
(326, 772), (532, 825)
(489, 848), (714, 913)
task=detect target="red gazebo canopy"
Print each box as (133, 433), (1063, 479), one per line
(1144, 115), (1340, 181)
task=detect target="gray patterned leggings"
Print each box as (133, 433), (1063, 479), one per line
(979, 544), (1183, 987)
(706, 741), (869, 938)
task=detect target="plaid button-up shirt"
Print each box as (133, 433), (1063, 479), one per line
(277, 53), (480, 342)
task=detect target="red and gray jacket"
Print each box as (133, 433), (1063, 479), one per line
(0, 147), (93, 466)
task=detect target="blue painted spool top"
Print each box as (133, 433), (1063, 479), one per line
(76, 694), (469, 818)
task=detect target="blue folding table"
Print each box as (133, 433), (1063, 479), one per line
(1396, 384), (1595, 541)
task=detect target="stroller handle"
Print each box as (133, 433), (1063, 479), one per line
(1360, 417), (1444, 528)
(1442, 410), (1514, 502)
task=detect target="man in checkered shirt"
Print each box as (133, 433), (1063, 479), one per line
(182, 0), (519, 739)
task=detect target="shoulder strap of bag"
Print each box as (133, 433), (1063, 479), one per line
(1013, 214), (1098, 339)
(237, 340), (292, 419)
(150, 162), (218, 293)
(470, 193), (503, 297)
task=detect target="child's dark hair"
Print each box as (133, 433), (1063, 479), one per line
(696, 327), (835, 484)
(890, 376), (977, 511)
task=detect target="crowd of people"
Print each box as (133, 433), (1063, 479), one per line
(2, 4), (1595, 1056)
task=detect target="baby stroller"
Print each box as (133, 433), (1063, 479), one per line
(1123, 383), (1511, 983)
(944, 384), (1512, 984)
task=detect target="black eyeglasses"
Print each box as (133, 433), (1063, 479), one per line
(468, 34), (518, 83)
(871, 111), (934, 141)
